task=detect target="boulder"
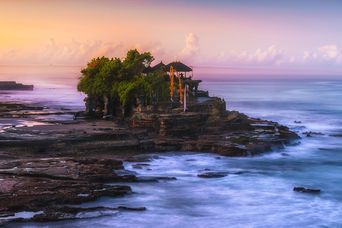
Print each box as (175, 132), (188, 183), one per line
(293, 187), (321, 194)
(197, 171), (228, 178)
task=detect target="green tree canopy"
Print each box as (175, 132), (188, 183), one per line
(77, 49), (169, 117)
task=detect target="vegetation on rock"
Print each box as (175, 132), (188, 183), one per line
(78, 49), (170, 117)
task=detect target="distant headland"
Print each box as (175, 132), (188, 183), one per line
(0, 81), (34, 91)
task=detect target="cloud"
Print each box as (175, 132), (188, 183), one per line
(0, 39), (126, 65)
(318, 45), (342, 63)
(179, 33), (200, 61)
(236, 45), (284, 65)
(195, 45), (285, 67)
(209, 44), (342, 69)
(0, 39), (169, 66)
(1, 36), (342, 74)
(286, 45), (342, 66)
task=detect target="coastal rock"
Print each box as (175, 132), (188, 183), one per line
(197, 171), (228, 178)
(302, 131), (324, 137)
(0, 97), (300, 225)
(329, 134), (342, 137)
(136, 176), (177, 182)
(132, 163), (150, 169)
(0, 206), (147, 225)
(293, 187), (321, 194)
(0, 157), (134, 217)
(0, 98), (299, 159)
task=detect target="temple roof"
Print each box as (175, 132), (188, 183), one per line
(143, 61), (193, 74)
(151, 61), (166, 72)
(165, 61), (192, 72)
(142, 66), (153, 74)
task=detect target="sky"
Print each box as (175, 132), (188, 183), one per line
(1, 0), (342, 79)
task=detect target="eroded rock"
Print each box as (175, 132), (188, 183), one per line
(293, 187), (321, 194)
(197, 171), (228, 178)
(0, 157), (134, 219)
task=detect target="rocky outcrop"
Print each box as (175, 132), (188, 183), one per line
(129, 98), (299, 155)
(197, 171), (228, 178)
(293, 187), (321, 194)
(0, 97), (300, 225)
(0, 97), (299, 157)
(0, 206), (146, 225)
(0, 157), (135, 225)
(159, 113), (208, 137)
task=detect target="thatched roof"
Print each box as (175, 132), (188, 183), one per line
(151, 61), (166, 72)
(142, 66), (153, 74)
(143, 61), (192, 74)
(165, 61), (192, 72)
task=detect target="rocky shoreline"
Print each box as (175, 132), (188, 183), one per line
(0, 97), (299, 225)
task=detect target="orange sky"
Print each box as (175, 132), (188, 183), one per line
(1, 0), (342, 78)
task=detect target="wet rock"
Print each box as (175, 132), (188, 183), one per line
(303, 131), (324, 137)
(230, 171), (250, 175)
(0, 212), (15, 217)
(1, 99), (298, 159)
(31, 207), (117, 222)
(0, 98), (300, 225)
(117, 206), (146, 211)
(0, 205), (147, 225)
(126, 155), (151, 162)
(0, 157), (135, 218)
(329, 134), (342, 138)
(132, 163), (150, 169)
(293, 187), (321, 194)
(136, 176), (177, 182)
(318, 148), (338, 151)
(197, 171), (228, 178)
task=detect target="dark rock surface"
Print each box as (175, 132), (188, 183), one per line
(197, 171), (228, 178)
(0, 157), (134, 225)
(0, 98), (299, 158)
(0, 97), (300, 225)
(293, 187), (321, 194)
(302, 131), (324, 137)
(329, 134), (342, 137)
(0, 206), (147, 225)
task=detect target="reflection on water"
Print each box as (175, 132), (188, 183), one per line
(0, 87), (84, 109)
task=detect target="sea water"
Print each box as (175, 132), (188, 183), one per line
(4, 79), (342, 228)
(0, 66), (84, 129)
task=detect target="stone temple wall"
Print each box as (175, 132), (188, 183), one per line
(130, 97), (227, 138)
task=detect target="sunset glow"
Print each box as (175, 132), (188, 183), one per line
(1, 0), (342, 78)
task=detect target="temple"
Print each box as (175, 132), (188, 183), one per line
(144, 61), (205, 98)
(82, 57), (210, 118)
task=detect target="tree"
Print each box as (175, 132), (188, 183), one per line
(78, 49), (168, 118)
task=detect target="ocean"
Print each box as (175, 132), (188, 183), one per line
(2, 73), (342, 227)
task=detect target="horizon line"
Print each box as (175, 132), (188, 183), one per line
(0, 63), (341, 77)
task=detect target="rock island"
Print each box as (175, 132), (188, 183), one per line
(0, 50), (299, 225)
